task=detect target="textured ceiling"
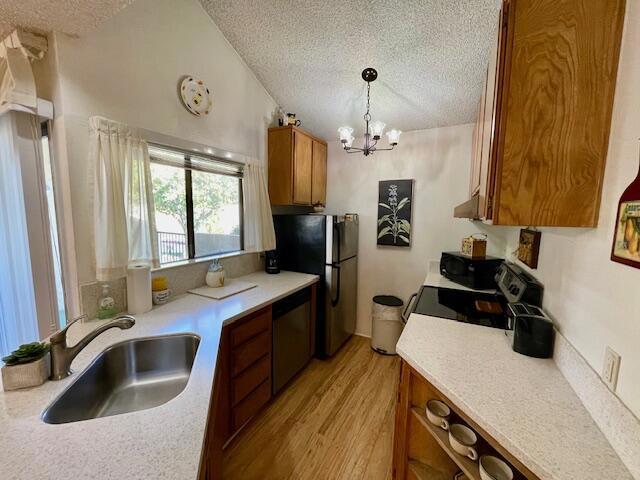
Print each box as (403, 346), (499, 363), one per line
(0, 0), (134, 40)
(200, 0), (499, 141)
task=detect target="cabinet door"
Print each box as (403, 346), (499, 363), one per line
(293, 131), (313, 205)
(477, 5), (505, 220)
(469, 91), (485, 198)
(311, 140), (327, 206)
(268, 128), (294, 205)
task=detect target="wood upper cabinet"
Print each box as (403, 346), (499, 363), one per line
(455, 0), (626, 227)
(312, 140), (327, 206)
(268, 126), (327, 206)
(293, 131), (313, 204)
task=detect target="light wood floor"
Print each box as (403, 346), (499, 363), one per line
(223, 335), (401, 480)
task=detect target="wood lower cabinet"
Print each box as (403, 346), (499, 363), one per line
(268, 125), (327, 207)
(455, 0), (626, 227)
(199, 283), (317, 479)
(199, 306), (272, 480)
(393, 361), (540, 480)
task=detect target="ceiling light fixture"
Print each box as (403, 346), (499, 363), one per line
(338, 67), (401, 156)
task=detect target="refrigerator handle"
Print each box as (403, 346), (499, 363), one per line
(331, 264), (341, 307)
(333, 221), (341, 262)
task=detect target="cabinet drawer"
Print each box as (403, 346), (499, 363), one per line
(231, 355), (270, 407)
(232, 379), (271, 432)
(232, 331), (270, 377)
(231, 309), (270, 347)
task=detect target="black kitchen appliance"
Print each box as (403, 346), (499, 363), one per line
(272, 287), (312, 394)
(272, 214), (358, 358)
(265, 250), (280, 274)
(410, 262), (544, 331)
(506, 303), (555, 358)
(440, 252), (504, 290)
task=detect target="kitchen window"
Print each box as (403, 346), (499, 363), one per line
(149, 145), (244, 265)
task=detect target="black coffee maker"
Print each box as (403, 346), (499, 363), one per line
(265, 250), (280, 274)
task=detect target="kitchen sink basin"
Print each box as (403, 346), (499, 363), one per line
(42, 333), (200, 424)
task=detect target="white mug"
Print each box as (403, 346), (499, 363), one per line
(479, 455), (514, 480)
(426, 399), (451, 431)
(449, 424), (478, 461)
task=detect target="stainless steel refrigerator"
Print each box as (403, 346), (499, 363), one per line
(273, 214), (358, 357)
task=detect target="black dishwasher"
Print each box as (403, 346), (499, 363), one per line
(272, 287), (312, 395)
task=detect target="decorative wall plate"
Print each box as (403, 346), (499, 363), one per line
(180, 76), (212, 116)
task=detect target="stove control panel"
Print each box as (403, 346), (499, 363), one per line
(495, 262), (543, 306)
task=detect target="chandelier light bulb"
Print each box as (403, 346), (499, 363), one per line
(345, 136), (355, 148)
(386, 129), (402, 146)
(338, 126), (354, 142)
(369, 121), (386, 139)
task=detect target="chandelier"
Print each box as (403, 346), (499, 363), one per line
(338, 67), (401, 156)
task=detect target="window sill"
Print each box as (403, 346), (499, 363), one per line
(152, 250), (256, 273)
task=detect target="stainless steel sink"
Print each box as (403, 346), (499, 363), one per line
(42, 333), (200, 424)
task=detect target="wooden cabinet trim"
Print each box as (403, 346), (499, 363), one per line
(486, 0), (514, 223)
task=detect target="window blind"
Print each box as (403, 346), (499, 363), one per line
(148, 144), (243, 177)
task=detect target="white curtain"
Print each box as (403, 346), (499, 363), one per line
(90, 116), (159, 281)
(0, 47), (37, 111)
(0, 112), (39, 357)
(243, 159), (276, 252)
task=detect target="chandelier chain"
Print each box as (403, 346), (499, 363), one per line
(364, 81), (371, 123)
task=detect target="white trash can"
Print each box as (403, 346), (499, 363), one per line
(371, 295), (404, 355)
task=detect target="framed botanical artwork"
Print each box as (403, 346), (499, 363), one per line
(377, 179), (413, 247)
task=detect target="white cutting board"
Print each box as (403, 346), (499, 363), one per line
(188, 279), (257, 300)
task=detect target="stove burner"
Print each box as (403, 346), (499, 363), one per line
(412, 286), (509, 330)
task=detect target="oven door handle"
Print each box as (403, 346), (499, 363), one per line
(402, 292), (418, 324)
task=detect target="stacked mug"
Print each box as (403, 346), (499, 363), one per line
(425, 399), (514, 480)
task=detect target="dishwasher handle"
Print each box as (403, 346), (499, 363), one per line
(273, 287), (311, 318)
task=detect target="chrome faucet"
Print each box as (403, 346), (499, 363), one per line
(49, 314), (136, 380)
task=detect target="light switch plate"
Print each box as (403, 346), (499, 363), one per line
(602, 346), (621, 391)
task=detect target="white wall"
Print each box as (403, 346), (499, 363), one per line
(49, 0), (277, 286)
(326, 124), (506, 337)
(325, 0), (640, 420)
(488, 0), (640, 418)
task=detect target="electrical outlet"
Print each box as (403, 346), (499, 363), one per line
(602, 347), (621, 391)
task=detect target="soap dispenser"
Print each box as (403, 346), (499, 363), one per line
(97, 284), (117, 319)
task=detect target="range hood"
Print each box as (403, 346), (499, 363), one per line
(454, 194), (481, 220)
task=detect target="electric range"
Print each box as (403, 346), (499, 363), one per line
(411, 262), (543, 330)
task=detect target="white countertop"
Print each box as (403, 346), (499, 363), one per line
(397, 273), (632, 480)
(0, 270), (318, 480)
